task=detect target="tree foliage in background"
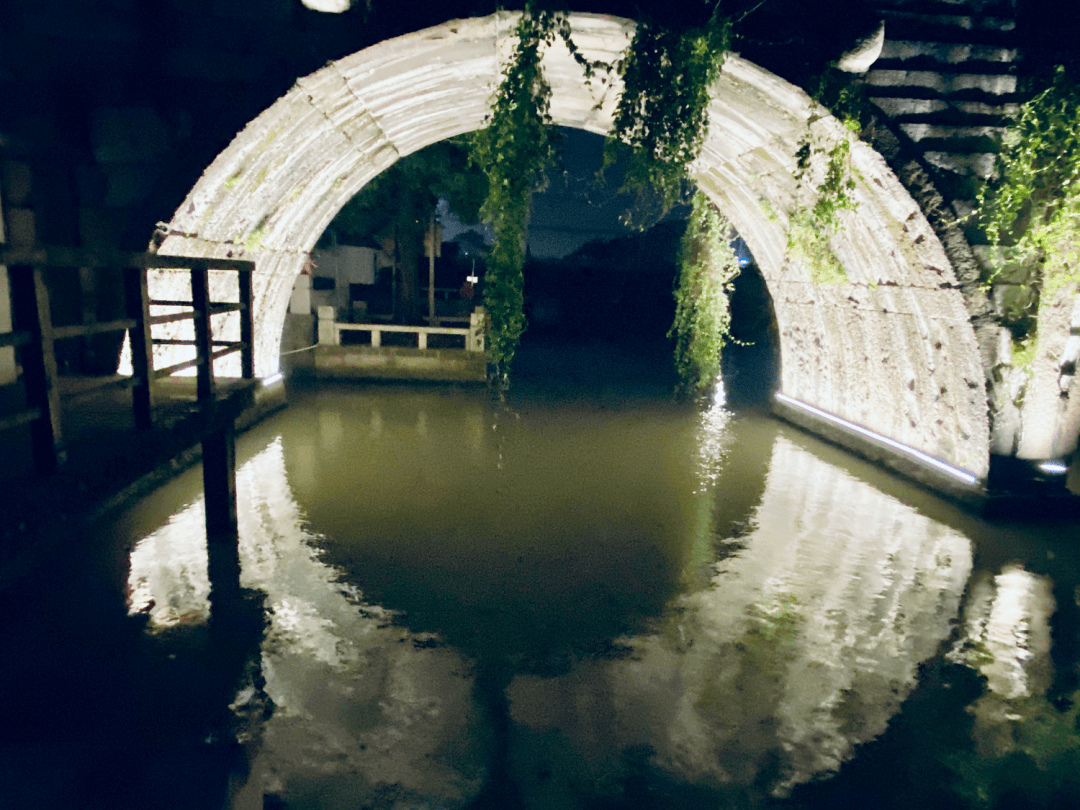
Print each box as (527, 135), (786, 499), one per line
(978, 65), (1080, 303)
(329, 137), (486, 321)
(469, 6), (562, 383)
(331, 137), (485, 245)
(605, 12), (731, 227)
(669, 191), (741, 395)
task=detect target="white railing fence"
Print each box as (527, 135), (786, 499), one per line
(317, 306), (486, 353)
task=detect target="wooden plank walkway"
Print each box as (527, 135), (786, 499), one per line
(0, 245), (265, 592)
(0, 376), (262, 589)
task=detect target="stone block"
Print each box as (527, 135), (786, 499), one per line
(899, 123), (1004, 143)
(871, 97), (948, 118)
(315, 345), (486, 382)
(923, 151), (997, 178)
(879, 40), (1019, 66)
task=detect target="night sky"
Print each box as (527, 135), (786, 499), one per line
(443, 128), (690, 260)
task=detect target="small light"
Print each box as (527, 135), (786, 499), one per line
(261, 372), (284, 387)
(774, 392), (980, 486)
(1038, 461), (1068, 475)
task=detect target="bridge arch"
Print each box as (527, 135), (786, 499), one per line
(154, 11), (989, 478)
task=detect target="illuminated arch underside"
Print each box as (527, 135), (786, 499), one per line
(157, 11), (989, 476)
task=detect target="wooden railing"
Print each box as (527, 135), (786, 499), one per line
(0, 246), (255, 473)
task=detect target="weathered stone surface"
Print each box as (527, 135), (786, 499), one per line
(1017, 283), (1080, 460)
(899, 123), (1004, 143)
(879, 40), (1018, 65)
(922, 150), (997, 178)
(838, 20), (886, 73)
(865, 70), (1017, 96)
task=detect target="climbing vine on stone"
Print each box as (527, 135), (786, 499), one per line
(605, 12), (731, 227)
(470, 6), (561, 383)
(978, 65), (1080, 305)
(670, 191), (741, 396)
(786, 68), (864, 285)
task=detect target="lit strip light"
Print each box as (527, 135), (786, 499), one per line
(1038, 460), (1069, 475)
(261, 371), (284, 387)
(775, 392), (980, 486)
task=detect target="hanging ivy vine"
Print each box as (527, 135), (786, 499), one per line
(669, 191), (741, 396)
(469, 7), (561, 384)
(786, 68), (864, 285)
(470, 5), (734, 387)
(604, 12), (731, 227)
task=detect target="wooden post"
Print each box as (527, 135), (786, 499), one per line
(11, 265), (64, 471)
(238, 267), (254, 379)
(190, 265), (214, 404)
(202, 420), (238, 542)
(124, 266), (155, 429)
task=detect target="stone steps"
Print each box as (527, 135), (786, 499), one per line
(862, 0), (1020, 203)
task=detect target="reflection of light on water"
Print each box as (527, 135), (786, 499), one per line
(695, 396), (733, 493)
(127, 500), (210, 629)
(124, 401), (1002, 804)
(949, 564), (1055, 700)
(125, 437), (484, 808)
(946, 565), (1059, 763)
(508, 436), (974, 797)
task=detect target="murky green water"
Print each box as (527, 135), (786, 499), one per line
(10, 340), (1078, 810)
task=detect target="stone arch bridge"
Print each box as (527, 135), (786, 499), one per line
(155, 11), (1027, 489)
(0, 6), (1074, 496)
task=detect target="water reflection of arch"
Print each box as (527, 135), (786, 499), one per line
(505, 432), (975, 801)
(127, 437), (487, 808)
(127, 399), (982, 805)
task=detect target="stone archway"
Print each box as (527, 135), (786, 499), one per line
(154, 11), (988, 478)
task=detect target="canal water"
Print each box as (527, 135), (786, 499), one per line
(7, 336), (1078, 810)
